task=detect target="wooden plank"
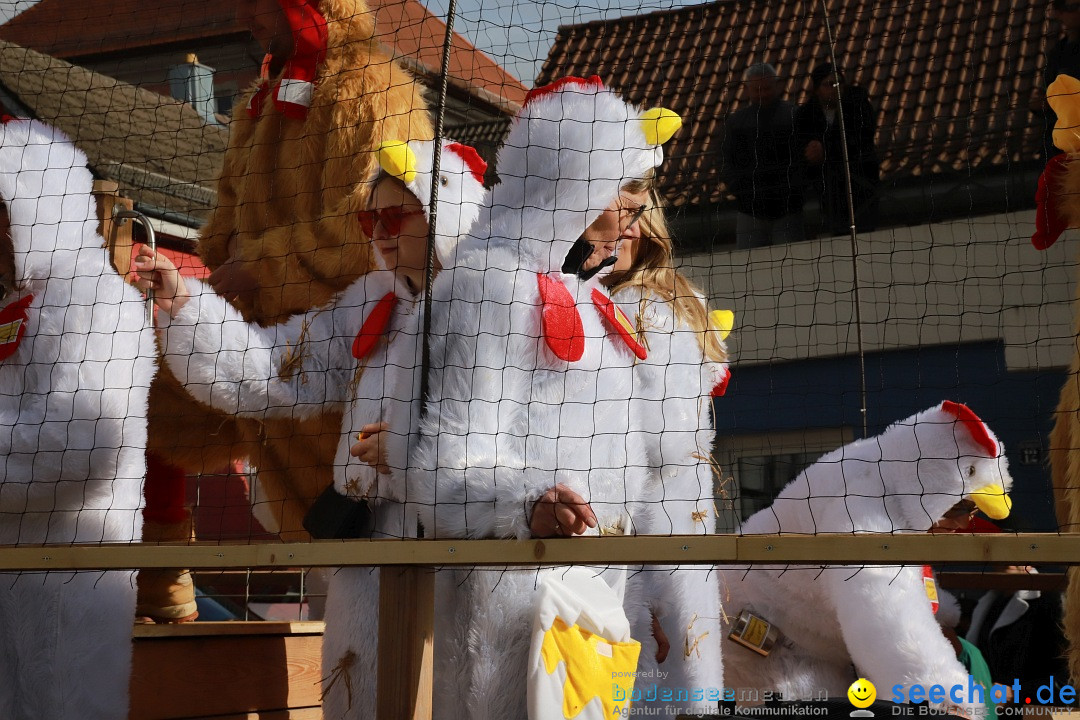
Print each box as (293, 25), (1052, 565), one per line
(92, 180), (134, 277)
(133, 621), (324, 639)
(376, 566), (434, 720)
(130, 630), (322, 719)
(181, 709), (321, 720)
(2, 534), (1079, 571)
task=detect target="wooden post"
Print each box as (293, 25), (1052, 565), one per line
(376, 565), (434, 720)
(92, 180), (135, 277)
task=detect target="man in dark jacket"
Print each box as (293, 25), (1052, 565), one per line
(720, 62), (807, 249)
(796, 62), (880, 237)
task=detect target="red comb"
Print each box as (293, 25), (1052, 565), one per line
(524, 75), (604, 106)
(941, 401), (998, 458)
(446, 142), (487, 185)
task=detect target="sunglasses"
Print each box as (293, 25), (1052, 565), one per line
(357, 206), (425, 237)
(620, 202), (649, 230)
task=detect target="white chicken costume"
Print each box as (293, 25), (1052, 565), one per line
(616, 288), (730, 713)
(0, 119), (158, 720)
(720, 401), (1013, 716)
(402, 76), (681, 720)
(156, 139), (486, 720)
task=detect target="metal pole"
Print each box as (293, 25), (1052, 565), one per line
(818, 0), (869, 437)
(114, 208), (157, 326)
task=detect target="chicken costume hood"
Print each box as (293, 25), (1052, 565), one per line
(0, 119), (157, 720)
(721, 401), (1013, 716)
(485, 75), (681, 274)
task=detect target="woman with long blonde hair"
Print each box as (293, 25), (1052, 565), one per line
(584, 179), (729, 713)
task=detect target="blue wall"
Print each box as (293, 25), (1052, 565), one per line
(714, 341), (1066, 531)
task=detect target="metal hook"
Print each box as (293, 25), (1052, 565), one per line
(113, 208), (156, 326)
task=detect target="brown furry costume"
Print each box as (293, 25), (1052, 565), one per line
(1033, 73), (1080, 683)
(148, 0), (432, 541)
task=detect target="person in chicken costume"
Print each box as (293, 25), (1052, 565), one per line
(398, 76), (681, 719)
(592, 199), (731, 714)
(140, 0), (432, 620)
(134, 137), (486, 719)
(719, 401), (1013, 716)
(1030, 73), (1080, 684)
(0, 119), (158, 719)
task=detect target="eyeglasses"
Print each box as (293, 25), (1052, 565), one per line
(620, 202), (649, 230)
(357, 206), (425, 237)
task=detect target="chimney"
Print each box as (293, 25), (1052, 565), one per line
(167, 53), (221, 125)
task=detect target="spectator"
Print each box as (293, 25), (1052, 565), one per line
(796, 62), (880, 236)
(720, 62), (806, 249)
(1032, 0), (1080, 160)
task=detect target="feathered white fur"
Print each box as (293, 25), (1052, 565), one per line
(720, 402), (1014, 715)
(614, 286), (726, 714)
(0, 119), (157, 720)
(159, 140), (485, 720)
(404, 79), (673, 720)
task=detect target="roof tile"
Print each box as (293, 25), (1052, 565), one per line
(536, 0), (1053, 209)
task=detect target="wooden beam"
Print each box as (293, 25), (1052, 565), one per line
(92, 179), (134, 276)
(376, 566), (434, 720)
(0, 533), (1077, 570)
(130, 622), (322, 719)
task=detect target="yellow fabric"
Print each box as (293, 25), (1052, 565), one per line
(377, 140), (418, 184)
(709, 309), (734, 341)
(540, 617), (641, 719)
(1048, 74), (1080, 154)
(640, 107), (682, 146)
(970, 483), (1012, 520)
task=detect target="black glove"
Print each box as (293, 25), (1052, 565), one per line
(561, 237), (617, 281)
(302, 485), (375, 539)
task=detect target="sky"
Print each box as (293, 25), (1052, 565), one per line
(0, 0), (709, 86)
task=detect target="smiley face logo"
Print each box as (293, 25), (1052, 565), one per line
(847, 678), (876, 709)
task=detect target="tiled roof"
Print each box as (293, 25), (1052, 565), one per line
(537, 0), (1050, 208)
(0, 0), (527, 111)
(0, 40), (226, 219)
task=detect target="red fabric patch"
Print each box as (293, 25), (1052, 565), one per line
(941, 400), (998, 458)
(352, 292), (397, 360)
(922, 565), (939, 615)
(247, 0), (327, 120)
(446, 142), (488, 185)
(0, 294), (32, 362)
(1032, 153), (1070, 250)
(524, 76), (604, 107)
(537, 273), (584, 362)
(711, 368), (731, 397)
(591, 288), (647, 360)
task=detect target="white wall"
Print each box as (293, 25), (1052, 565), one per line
(679, 210), (1078, 372)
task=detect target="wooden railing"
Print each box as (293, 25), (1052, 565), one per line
(1, 533), (1077, 719)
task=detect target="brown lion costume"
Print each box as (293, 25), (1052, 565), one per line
(142, 0), (432, 619)
(1032, 73), (1080, 682)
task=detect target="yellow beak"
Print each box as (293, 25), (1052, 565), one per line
(376, 140), (418, 184)
(1048, 74), (1080, 154)
(640, 107), (682, 146)
(709, 309), (734, 341)
(969, 484), (1012, 520)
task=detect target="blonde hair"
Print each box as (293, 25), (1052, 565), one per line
(608, 182), (728, 364)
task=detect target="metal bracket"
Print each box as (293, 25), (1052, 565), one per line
(114, 208), (156, 325)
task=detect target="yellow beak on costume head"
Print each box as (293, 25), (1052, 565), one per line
(709, 309), (734, 341)
(640, 108), (682, 146)
(969, 483), (1012, 520)
(376, 140), (417, 184)
(1048, 75), (1080, 154)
